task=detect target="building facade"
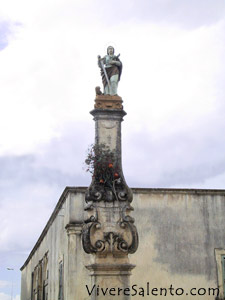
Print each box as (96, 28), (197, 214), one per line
(21, 187), (225, 300)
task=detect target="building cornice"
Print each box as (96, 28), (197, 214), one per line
(132, 187), (225, 195)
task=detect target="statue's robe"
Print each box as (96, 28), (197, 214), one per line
(101, 55), (122, 88)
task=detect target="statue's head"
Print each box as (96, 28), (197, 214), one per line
(107, 46), (114, 55)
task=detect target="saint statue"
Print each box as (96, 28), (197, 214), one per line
(98, 46), (122, 96)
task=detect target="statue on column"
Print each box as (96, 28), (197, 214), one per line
(82, 49), (138, 295)
(97, 46), (122, 96)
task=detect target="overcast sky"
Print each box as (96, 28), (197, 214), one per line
(1, 0), (225, 298)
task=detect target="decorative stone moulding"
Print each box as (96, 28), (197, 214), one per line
(82, 200), (138, 257)
(85, 174), (133, 203)
(94, 95), (123, 110)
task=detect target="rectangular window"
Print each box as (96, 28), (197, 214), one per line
(31, 252), (48, 300)
(37, 260), (42, 300)
(43, 254), (49, 300)
(31, 272), (34, 300)
(32, 267), (38, 300)
(58, 261), (64, 300)
(215, 248), (225, 299)
(43, 284), (48, 300)
(222, 255), (225, 299)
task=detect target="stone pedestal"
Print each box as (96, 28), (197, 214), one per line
(82, 95), (138, 300)
(94, 95), (123, 110)
(86, 263), (135, 300)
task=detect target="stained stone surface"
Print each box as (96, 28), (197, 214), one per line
(94, 94), (123, 110)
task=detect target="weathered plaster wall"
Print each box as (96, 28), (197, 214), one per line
(131, 189), (225, 299)
(21, 188), (225, 300)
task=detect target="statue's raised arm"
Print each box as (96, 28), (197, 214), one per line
(97, 46), (122, 96)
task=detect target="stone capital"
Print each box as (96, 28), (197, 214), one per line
(65, 222), (83, 236)
(90, 108), (126, 121)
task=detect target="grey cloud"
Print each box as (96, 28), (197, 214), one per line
(122, 115), (225, 188)
(91, 0), (225, 29)
(0, 20), (21, 51)
(0, 154), (83, 188)
(132, 0), (225, 28)
(0, 21), (12, 51)
(0, 122), (93, 196)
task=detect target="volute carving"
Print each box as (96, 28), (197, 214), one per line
(82, 202), (138, 257)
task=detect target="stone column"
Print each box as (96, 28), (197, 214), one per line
(66, 223), (83, 300)
(82, 95), (138, 300)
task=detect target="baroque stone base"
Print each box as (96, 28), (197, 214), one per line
(86, 263), (135, 300)
(94, 95), (123, 110)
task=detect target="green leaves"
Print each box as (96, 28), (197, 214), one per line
(85, 143), (119, 187)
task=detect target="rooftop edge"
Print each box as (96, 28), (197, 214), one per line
(20, 186), (225, 270)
